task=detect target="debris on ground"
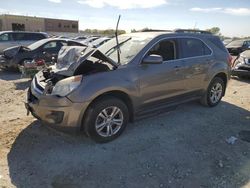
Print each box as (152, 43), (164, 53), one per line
(226, 136), (238, 145)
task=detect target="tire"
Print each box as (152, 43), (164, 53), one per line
(83, 96), (129, 143)
(200, 77), (225, 107)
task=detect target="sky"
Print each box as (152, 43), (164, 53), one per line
(0, 0), (250, 37)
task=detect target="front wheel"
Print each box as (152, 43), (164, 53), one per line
(83, 97), (129, 143)
(200, 77), (225, 107)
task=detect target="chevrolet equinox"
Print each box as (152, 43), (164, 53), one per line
(26, 30), (231, 142)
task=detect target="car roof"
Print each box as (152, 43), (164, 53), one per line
(121, 31), (215, 39)
(0, 31), (47, 35)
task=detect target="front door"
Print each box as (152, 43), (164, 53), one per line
(138, 39), (187, 109)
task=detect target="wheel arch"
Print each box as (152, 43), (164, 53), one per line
(80, 90), (134, 131)
(211, 72), (228, 96)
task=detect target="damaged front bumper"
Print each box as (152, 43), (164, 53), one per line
(231, 64), (250, 77)
(25, 75), (90, 131)
(0, 56), (17, 69)
(0, 55), (7, 68)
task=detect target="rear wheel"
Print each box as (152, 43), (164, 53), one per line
(83, 97), (129, 143)
(200, 77), (225, 107)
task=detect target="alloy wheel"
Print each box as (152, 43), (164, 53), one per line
(210, 83), (223, 104)
(95, 106), (124, 137)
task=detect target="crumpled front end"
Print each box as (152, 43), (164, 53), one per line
(25, 71), (89, 131)
(231, 53), (250, 77)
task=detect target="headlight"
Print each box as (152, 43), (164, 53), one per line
(51, 75), (82, 97)
(244, 58), (249, 64)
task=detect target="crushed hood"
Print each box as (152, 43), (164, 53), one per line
(3, 46), (22, 58)
(52, 46), (118, 76)
(3, 45), (30, 59)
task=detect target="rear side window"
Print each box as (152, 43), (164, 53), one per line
(180, 38), (212, 58)
(25, 33), (46, 40)
(12, 33), (26, 41)
(68, 41), (84, 46)
(0, 33), (10, 41)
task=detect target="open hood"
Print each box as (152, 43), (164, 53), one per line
(52, 46), (118, 76)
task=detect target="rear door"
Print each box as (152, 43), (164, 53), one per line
(178, 37), (213, 93)
(138, 38), (187, 109)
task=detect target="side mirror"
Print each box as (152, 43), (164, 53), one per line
(142, 54), (163, 64)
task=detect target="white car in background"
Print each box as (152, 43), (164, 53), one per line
(0, 31), (48, 54)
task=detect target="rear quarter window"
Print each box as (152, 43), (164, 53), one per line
(208, 37), (228, 52)
(180, 38), (212, 58)
(0, 33), (10, 41)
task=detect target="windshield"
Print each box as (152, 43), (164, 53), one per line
(98, 35), (153, 65)
(28, 39), (49, 50)
(227, 40), (244, 47)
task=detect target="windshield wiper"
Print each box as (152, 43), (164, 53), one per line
(115, 15), (121, 65)
(105, 37), (132, 56)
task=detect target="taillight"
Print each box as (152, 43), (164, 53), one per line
(227, 55), (233, 67)
(36, 59), (45, 66)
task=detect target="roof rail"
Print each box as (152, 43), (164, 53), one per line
(140, 29), (172, 32)
(174, 29), (212, 34)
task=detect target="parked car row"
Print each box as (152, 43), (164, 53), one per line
(0, 31), (112, 71)
(0, 38), (86, 69)
(0, 31), (48, 54)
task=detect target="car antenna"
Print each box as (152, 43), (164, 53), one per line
(115, 15), (121, 65)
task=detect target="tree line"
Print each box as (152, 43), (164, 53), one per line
(80, 29), (126, 36)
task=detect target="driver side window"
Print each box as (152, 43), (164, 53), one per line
(148, 39), (176, 61)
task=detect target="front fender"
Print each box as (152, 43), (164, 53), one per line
(68, 67), (139, 105)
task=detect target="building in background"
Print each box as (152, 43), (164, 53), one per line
(0, 14), (78, 33)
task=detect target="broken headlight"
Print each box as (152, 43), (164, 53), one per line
(51, 75), (82, 97)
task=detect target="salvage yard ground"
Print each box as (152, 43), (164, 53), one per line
(0, 69), (250, 188)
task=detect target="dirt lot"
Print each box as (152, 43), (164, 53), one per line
(0, 69), (250, 188)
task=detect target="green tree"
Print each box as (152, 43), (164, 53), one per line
(206, 27), (220, 35)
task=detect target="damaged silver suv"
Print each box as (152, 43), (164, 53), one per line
(26, 30), (231, 142)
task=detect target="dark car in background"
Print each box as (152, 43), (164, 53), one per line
(232, 50), (250, 78)
(0, 38), (86, 69)
(26, 30), (231, 142)
(226, 39), (250, 55)
(0, 31), (48, 54)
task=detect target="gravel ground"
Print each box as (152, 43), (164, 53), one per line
(0, 69), (250, 188)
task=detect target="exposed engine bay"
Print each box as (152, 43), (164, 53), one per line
(35, 46), (117, 94)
